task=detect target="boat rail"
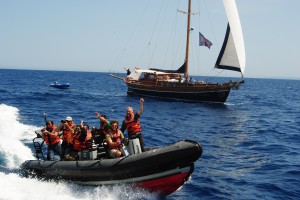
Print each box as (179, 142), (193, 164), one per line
(128, 79), (226, 88)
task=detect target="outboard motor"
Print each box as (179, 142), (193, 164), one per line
(33, 130), (45, 161)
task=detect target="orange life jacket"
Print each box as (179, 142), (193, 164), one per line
(84, 130), (93, 150)
(107, 130), (122, 150)
(73, 134), (83, 151)
(73, 130), (93, 151)
(125, 120), (142, 135)
(43, 126), (60, 145)
(85, 130), (92, 142)
(61, 123), (75, 144)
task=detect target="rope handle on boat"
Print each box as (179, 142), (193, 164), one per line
(37, 160), (59, 168)
(75, 160), (102, 168)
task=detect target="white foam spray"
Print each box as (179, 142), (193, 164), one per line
(0, 104), (37, 169)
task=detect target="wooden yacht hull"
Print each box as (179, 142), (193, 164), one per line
(126, 81), (231, 103)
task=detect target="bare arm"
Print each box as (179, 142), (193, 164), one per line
(55, 124), (63, 132)
(106, 134), (121, 148)
(55, 122), (74, 134)
(65, 123), (75, 134)
(43, 125), (59, 138)
(137, 98), (144, 115)
(95, 112), (109, 124)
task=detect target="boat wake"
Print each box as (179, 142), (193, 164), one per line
(0, 104), (36, 169)
(0, 172), (159, 200)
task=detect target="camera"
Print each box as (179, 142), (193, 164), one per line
(61, 120), (66, 123)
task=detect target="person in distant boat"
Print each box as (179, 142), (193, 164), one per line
(42, 120), (61, 161)
(55, 116), (76, 159)
(154, 72), (158, 82)
(93, 112), (111, 145)
(120, 98), (145, 151)
(178, 75), (182, 83)
(124, 67), (131, 76)
(106, 120), (127, 158)
(189, 77), (194, 83)
(65, 121), (87, 161)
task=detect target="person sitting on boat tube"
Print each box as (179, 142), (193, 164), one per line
(106, 120), (128, 158)
(121, 98), (145, 151)
(42, 120), (61, 161)
(55, 116), (76, 159)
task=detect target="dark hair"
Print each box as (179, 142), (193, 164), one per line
(46, 121), (53, 126)
(110, 120), (118, 127)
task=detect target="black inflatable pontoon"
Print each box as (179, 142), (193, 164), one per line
(20, 140), (202, 195)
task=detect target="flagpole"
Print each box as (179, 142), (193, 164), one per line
(184, 0), (191, 80)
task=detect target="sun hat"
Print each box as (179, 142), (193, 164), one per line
(66, 116), (72, 121)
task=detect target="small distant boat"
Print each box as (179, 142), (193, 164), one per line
(50, 82), (70, 89)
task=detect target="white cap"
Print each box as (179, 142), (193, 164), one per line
(66, 116), (72, 121)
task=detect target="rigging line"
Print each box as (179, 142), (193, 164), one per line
(203, 0), (220, 48)
(172, 0), (186, 69)
(196, 0), (202, 76)
(137, 0), (165, 68)
(171, 1), (179, 68)
(147, 0), (166, 68)
(172, 0), (187, 69)
(162, 1), (179, 69)
(112, 0), (152, 69)
(190, 29), (197, 76)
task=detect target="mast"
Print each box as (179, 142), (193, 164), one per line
(184, 0), (192, 80)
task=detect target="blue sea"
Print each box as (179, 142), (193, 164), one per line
(0, 69), (299, 200)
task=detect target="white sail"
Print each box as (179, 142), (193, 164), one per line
(215, 0), (246, 77)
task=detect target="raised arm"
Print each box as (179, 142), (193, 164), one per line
(55, 122), (74, 134)
(95, 112), (109, 124)
(137, 98), (144, 115)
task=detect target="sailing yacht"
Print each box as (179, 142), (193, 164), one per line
(122, 0), (245, 103)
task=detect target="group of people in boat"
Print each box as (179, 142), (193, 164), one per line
(41, 98), (145, 161)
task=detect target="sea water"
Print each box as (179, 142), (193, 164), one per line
(0, 69), (299, 200)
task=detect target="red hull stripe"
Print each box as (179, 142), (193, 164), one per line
(135, 172), (191, 196)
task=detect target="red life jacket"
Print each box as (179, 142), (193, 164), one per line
(125, 120), (142, 135)
(73, 130), (93, 151)
(43, 126), (60, 145)
(84, 130), (93, 150)
(85, 130), (92, 142)
(73, 134), (83, 151)
(107, 130), (122, 150)
(61, 123), (75, 144)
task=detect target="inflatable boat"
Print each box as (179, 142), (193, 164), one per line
(20, 139), (202, 195)
(50, 82), (70, 89)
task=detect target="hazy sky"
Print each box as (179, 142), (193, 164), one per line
(0, 0), (299, 79)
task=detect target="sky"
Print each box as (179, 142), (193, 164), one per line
(0, 0), (299, 79)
